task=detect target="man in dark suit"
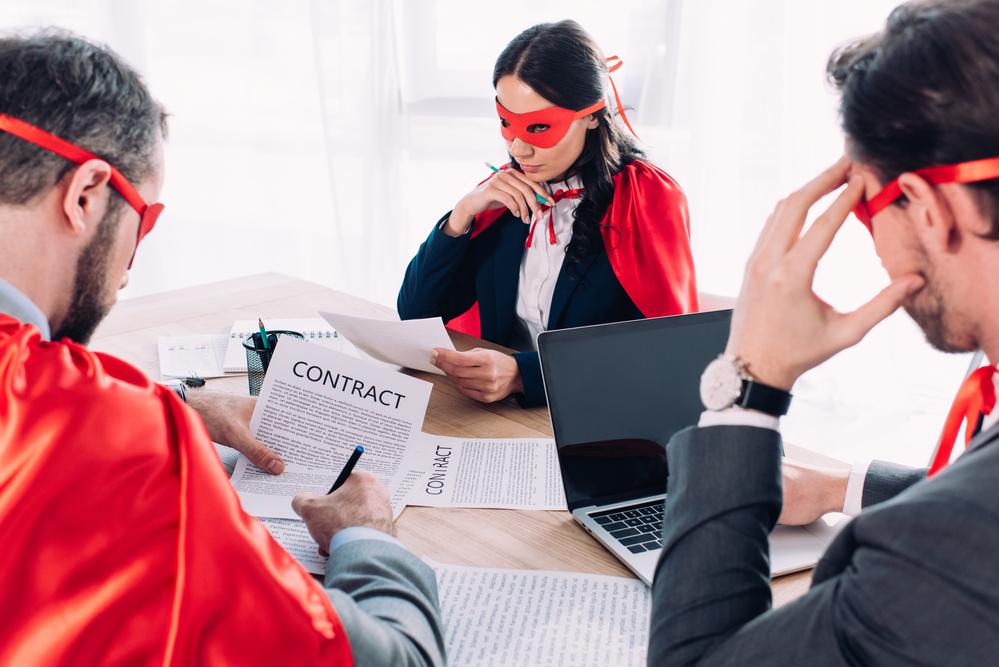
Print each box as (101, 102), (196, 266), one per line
(649, 1), (999, 664)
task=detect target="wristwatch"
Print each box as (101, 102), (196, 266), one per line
(699, 354), (793, 417)
(163, 379), (188, 403)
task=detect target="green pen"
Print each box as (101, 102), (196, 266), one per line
(484, 162), (551, 206)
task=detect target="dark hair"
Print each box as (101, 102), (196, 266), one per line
(0, 30), (167, 215)
(493, 20), (644, 263)
(828, 0), (999, 239)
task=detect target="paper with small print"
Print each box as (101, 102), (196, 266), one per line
(432, 561), (651, 667)
(260, 518), (327, 575)
(230, 337), (432, 519)
(400, 436), (567, 511)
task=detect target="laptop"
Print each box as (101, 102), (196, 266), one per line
(538, 310), (844, 585)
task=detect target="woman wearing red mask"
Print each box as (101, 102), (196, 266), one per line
(398, 20), (699, 408)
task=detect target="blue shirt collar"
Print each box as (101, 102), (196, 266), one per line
(0, 278), (51, 340)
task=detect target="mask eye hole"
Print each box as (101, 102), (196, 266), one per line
(527, 124), (550, 133)
(500, 118), (511, 128)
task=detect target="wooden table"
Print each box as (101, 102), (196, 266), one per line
(91, 272), (818, 608)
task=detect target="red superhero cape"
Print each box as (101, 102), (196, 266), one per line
(0, 316), (354, 666)
(446, 160), (699, 337)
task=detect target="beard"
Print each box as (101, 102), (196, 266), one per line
(903, 268), (976, 354)
(51, 205), (122, 344)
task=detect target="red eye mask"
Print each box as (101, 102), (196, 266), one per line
(496, 97), (606, 149)
(853, 155), (999, 235)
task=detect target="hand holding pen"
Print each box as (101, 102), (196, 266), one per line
(327, 445), (364, 494)
(292, 445), (396, 555)
(444, 162), (553, 236)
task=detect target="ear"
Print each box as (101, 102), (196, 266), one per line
(897, 172), (958, 255)
(585, 114), (599, 130)
(61, 159), (114, 236)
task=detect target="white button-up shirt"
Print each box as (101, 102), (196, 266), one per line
(514, 175), (583, 351)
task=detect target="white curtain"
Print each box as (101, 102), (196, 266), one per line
(1, 0), (972, 465)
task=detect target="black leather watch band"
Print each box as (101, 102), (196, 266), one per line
(737, 379), (793, 417)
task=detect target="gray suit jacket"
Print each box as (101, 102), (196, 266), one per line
(325, 539), (446, 666)
(863, 459), (927, 507)
(648, 423), (999, 666)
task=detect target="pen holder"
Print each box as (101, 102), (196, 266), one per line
(243, 330), (304, 396)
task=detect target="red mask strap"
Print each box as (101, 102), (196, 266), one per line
(573, 99), (608, 119)
(0, 114), (149, 216)
(605, 56), (639, 141)
(865, 155), (999, 219)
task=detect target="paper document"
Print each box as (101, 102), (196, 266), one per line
(432, 562), (651, 667)
(158, 334), (228, 378)
(230, 336), (432, 520)
(319, 311), (454, 375)
(222, 317), (356, 373)
(260, 518), (327, 576)
(402, 437), (567, 510)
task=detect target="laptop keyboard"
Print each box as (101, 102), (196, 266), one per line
(589, 500), (664, 554)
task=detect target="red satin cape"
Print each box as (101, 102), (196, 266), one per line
(446, 160), (699, 337)
(0, 316), (354, 666)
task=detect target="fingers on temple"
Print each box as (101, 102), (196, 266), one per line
(790, 175), (865, 271)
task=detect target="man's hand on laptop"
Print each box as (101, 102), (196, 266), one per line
(186, 392), (286, 474)
(292, 472), (395, 554)
(778, 458), (848, 525)
(724, 156), (925, 390)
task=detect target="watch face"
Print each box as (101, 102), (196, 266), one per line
(700, 357), (743, 411)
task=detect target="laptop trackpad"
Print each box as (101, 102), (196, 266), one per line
(770, 514), (847, 575)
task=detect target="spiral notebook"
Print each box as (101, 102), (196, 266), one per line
(221, 318), (350, 373)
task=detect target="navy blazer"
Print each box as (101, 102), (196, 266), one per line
(398, 211), (642, 407)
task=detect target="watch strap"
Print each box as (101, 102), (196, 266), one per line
(737, 378), (792, 417)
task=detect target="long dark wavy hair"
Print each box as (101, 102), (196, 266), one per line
(493, 20), (645, 263)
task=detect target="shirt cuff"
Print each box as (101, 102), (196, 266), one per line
(698, 406), (780, 431)
(842, 459), (872, 517)
(329, 526), (403, 554)
(438, 214), (472, 236)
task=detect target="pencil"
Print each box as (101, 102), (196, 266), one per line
(484, 162), (550, 206)
(327, 445), (365, 494)
(258, 318), (270, 350)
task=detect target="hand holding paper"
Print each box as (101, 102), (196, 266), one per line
(229, 336), (433, 520)
(319, 311), (455, 375)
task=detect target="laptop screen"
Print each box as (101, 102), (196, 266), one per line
(538, 310), (732, 512)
